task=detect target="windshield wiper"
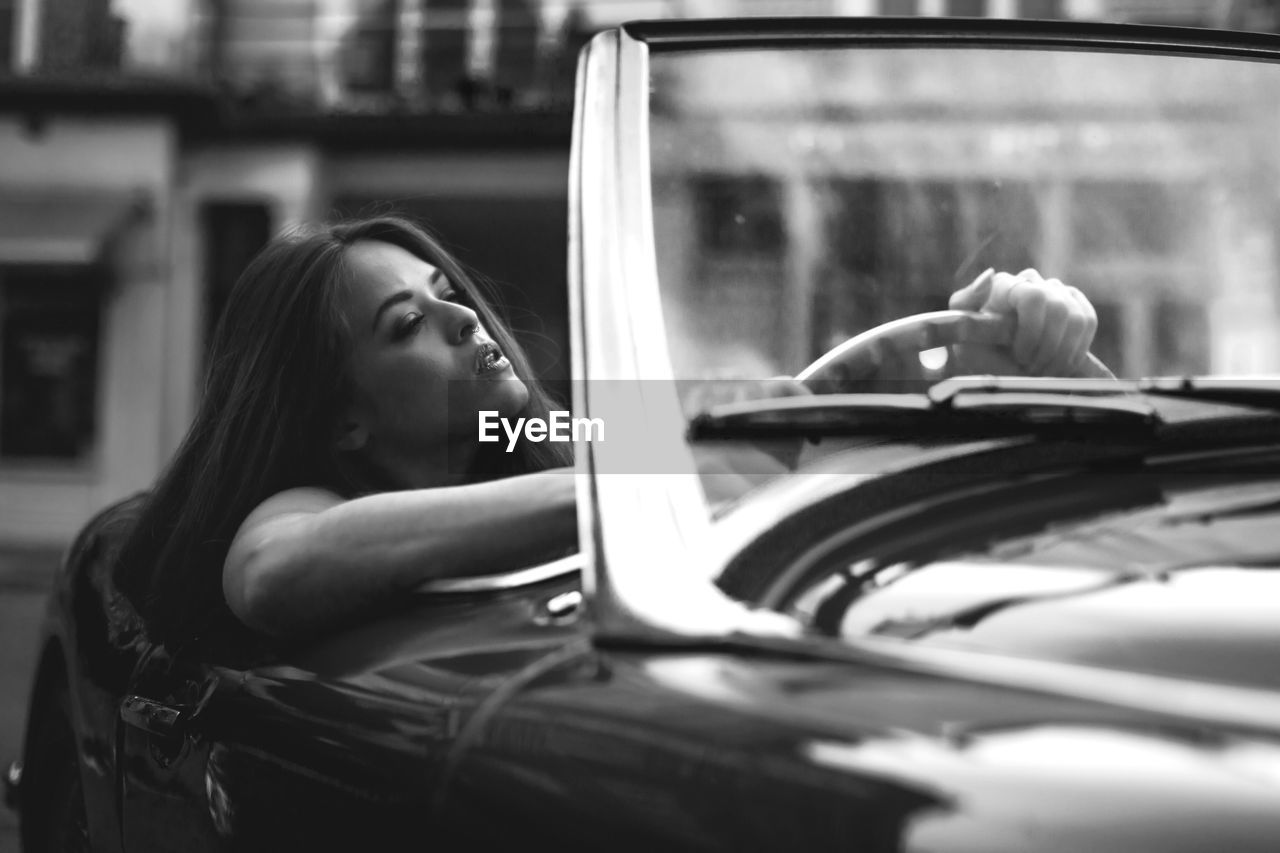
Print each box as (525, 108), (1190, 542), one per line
(1140, 376), (1280, 410)
(687, 383), (1161, 442)
(927, 375), (1145, 402)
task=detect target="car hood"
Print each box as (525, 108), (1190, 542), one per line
(452, 644), (1280, 852)
(840, 561), (1280, 692)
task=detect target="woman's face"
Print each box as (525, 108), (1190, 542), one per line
(336, 240), (529, 460)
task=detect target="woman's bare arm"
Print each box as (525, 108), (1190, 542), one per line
(222, 468), (578, 638)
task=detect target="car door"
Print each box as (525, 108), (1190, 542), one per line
(117, 563), (583, 852)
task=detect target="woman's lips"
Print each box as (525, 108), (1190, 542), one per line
(476, 341), (511, 375)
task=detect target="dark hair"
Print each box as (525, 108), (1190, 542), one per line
(113, 215), (571, 649)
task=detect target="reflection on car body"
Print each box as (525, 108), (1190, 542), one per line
(10, 15), (1280, 853)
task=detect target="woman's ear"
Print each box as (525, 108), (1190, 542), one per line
(333, 419), (369, 452)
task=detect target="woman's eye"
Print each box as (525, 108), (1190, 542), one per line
(394, 313), (425, 338)
(441, 288), (466, 304)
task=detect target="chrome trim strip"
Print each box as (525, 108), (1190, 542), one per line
(568, 30), (601, 610)
(843, 635), (1280, 736)
(638, 625), (1280, 736)
(3, 760), (21, 810)
(573, 28), (798, 641)
(623, 16), (1280, 61)
(414, 553), (583, 595)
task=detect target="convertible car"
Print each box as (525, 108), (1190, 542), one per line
(9, 15), (1280, 853)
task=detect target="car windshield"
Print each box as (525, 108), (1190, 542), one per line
(784, 473), (1280, 691)
(647, 42), (1280, 505)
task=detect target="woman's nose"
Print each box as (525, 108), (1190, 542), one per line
(448, 303), (482, 344)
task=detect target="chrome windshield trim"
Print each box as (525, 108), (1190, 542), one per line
(570, 27), (798, 642)
(842, 635), (1280, 736)
(568, 28), (600, 615)
(638, 625), (1280, 735)
(414, 553), (583, 595)
(624, 16), (1280, 62)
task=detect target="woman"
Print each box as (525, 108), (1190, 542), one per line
(114, 216), (576, 654)
(114, 213), (1097, 654)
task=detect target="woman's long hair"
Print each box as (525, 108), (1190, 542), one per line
(113, 215), (571, 648)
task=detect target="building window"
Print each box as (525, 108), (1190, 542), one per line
(1153, 298), (1208, 374)
(1020, 0), (1063, 19)
(947, 0), (987, 16)
(823, 177), (1039, 328)
(0, 268), (102, 460)
(0, 0), (13, 70)
(342, 0), (397, 93)
(201, 202), (272, 363)
(1072, 180), (1192, 258)
(881, 0), (920, 14)
(493, 0), (541, 103)
(38, 0), (125, 71)
(421, 0), (471, 102)
(827, 178), (967, 322)
(694, 175), (786, 256)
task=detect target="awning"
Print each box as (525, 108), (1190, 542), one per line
(0, 191), (148, 265)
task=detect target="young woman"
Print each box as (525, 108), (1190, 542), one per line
(114, 216), (577, 655)
(114, 214), (1099, 656)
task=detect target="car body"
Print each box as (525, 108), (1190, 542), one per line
(10, 15), (1280, 853)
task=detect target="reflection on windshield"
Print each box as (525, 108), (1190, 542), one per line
(650, 46), (1280, 381)
(789, 477), (1280, 691)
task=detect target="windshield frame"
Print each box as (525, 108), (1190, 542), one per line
(571, 26), (798, 644)
(629, 15), (1280, 58)
(571, 17), (1280, 719)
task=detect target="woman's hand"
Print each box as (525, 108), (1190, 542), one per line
(948, 268), (1104, 377)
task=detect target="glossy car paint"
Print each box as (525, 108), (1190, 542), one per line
(440, 650), (1280, 852)
(24, 493), (149, 853)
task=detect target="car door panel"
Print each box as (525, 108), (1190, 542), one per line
(118, 573), (581, 852)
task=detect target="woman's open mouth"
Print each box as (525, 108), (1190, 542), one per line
(475, 341), (511, 375)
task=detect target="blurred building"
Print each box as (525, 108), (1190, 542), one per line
(0, 0), (11, 69)
(652, 44), (1276, 379)
(37, 0), (125, 70)
(0, 77), (193, 542)
(0, 0), (1278, 547)
(0, 0), (572, 545)
(649, 0), (1280, 379)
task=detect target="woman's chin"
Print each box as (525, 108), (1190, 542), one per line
(493, 376), (531, 417)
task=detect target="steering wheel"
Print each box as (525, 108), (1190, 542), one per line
(796, 310), (1024, 392)
(796, 310), (1112, 392)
